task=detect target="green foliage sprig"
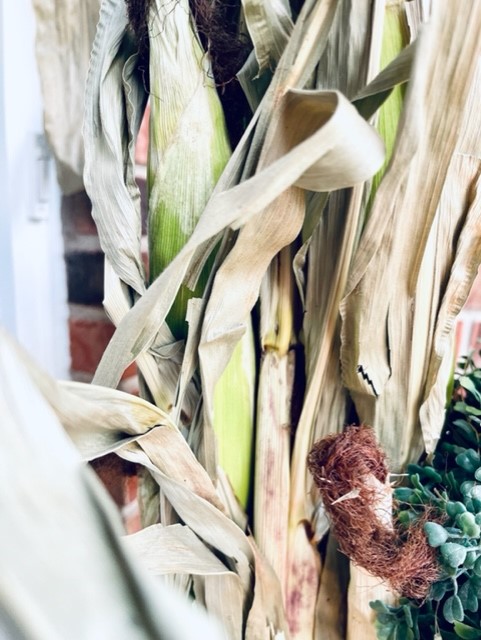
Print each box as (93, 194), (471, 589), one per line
(371, 353), (481, 639)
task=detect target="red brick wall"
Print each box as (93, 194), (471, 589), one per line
(61, 108), (149, 391)
(61, 192), (140, 390)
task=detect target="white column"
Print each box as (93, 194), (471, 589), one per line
(0, 0), (69, 378)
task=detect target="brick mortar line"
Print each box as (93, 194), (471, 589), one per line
(64, 234), (102, 253)
(69, 303), (109, 322)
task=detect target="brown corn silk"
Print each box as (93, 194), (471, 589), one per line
(308, 426), (438, 599)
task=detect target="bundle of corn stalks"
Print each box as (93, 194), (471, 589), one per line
(21, 0), (481, 638)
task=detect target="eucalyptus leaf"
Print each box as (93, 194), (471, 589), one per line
(459, 377), (481, 403)
(403, 604), (414, 628)
(458, 580), (479, 614)
(462, 482), (476, 497)
(421, 467), (443, 483)
(443, 594), (464, 624)
(447, 502), (468, 518)
(474, 557), (481, 578)
(456, 450), (481, 474)
(430, 580), (449, 602)
(465, 552), (477, 569)
(395, 487), (414, 502)
(453, 621), (481, 639)
(424, 522), (449, 547)
(471, 576), (481, 599)
(457, 512), (481, 538)
(370, 600), (391, 614)
(441, 543), (468, 568)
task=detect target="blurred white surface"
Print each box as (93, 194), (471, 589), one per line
(0, 0), (69, 378)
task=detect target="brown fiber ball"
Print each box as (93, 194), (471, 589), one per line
(308, 425), (439, 599)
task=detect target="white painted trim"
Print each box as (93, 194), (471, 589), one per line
(0, 0), (70, 378)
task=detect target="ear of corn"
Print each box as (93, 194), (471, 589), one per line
(147, 0), (231, 339)
(213, 322), (256, 508)
(146, 0), (257, 507)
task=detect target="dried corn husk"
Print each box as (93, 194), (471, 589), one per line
(340, 0), (481, 468)
(0, 329), (225, 640)
(32, 0), (100, 193)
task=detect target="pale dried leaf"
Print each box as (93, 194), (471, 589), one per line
(103, 258), (179, 411)
(420, 164), (481, 453)
(254, 351), (292, 597)
(352, 41), (414, 119)
(93, 90), (384, 389)
(241, 0), (293, 72)
(314, 0), (375, 97)
(117, 444), (253, 590)
(123, 524), (231, 576)
(315, 534), (348, 640)
(245, 539), (290, 640)
(84, 0), (146, 294)
(0, 330), (224, 639)
(32, 0), (100, 193)
(284, 524), (321, 639)
(204, 574), (245, 640)
(340, 1), (481, 468)
(10, 340), (225, 512)
(132, 428), (224, 511)
(346, 565), (395, 640)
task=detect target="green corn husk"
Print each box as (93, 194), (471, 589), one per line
(147, 0), (255, 507)
(213, 321), (256, 509)
(147, 0), (231, 340)
(366, 1), (409, 215)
